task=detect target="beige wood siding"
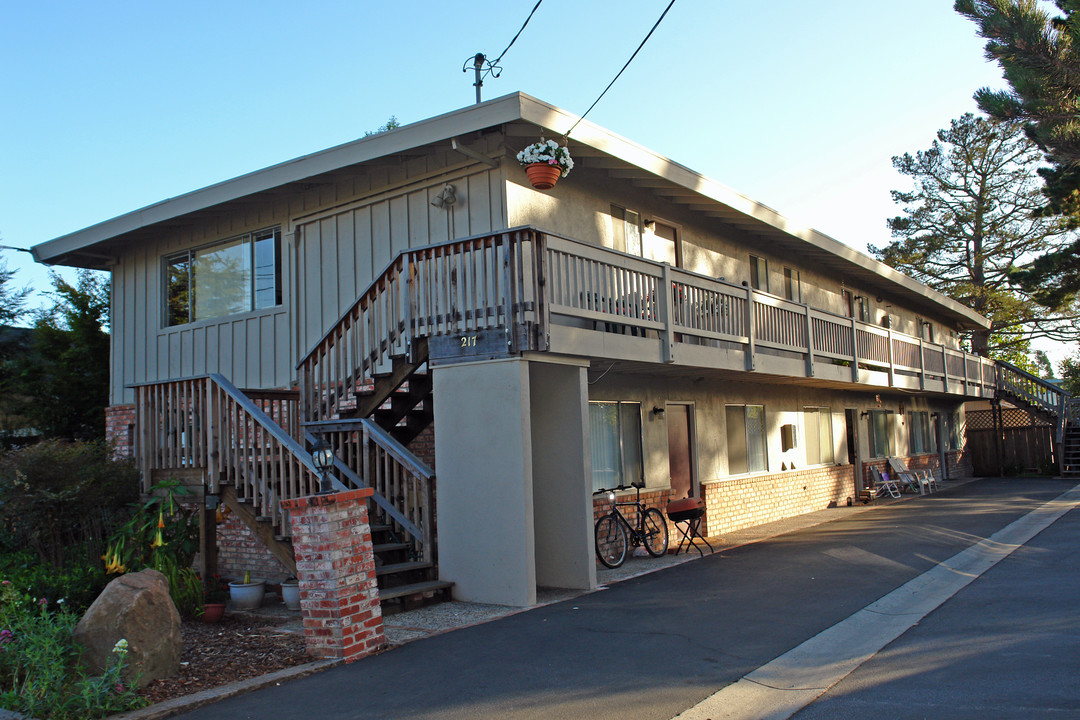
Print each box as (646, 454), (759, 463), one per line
(110, 152), (507, 405)
(294, 167), (505, 357)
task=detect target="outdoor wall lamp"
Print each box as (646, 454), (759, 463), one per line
(311, 438), (336, 494)
(652, 405), (666, 418)
(430, 184), (457, 208)
(204, 494), (220, 511)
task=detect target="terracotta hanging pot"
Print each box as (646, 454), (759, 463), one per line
(525, 163), (562, 190)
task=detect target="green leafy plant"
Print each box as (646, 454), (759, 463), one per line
(0, 582), (146, 718)
(103, 478), (203, 617)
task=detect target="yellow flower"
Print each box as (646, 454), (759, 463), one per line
(150, 529), (165, 549)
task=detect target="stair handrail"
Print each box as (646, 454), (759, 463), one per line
(209, 373), (347, 493)
(994, 359), (1073, 444)
(301, 428), (425, 543)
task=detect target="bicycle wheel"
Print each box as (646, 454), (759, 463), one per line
(595, 514), (628, 568)
(641, 507), (669, 557)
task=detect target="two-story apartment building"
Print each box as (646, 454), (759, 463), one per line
(32, 93), (996, 608)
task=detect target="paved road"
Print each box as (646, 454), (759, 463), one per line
(173, 477), (1080, 720)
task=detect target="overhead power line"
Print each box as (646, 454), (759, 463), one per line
(463, 0), (545, 103)
(565, 0), (677, 139)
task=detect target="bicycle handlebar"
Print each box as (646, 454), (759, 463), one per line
(592, 482), (644, 495)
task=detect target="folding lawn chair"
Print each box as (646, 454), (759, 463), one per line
(888, 457), (929, 495)
(871, 466), (901, 499)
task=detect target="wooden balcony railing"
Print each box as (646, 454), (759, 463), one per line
(299, 226), (998, 422)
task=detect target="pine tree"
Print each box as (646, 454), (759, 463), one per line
(872, 114), (1080, 362)
(956, 0), (1080, 307)
(12, 270), (110, 440)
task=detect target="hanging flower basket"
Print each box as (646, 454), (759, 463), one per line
(517, 139), (573, 190)
(525, 163), (563, 190)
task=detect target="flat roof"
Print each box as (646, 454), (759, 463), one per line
(31, 92), (989, 330)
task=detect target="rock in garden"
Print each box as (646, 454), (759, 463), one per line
(74, 568), (182, 688)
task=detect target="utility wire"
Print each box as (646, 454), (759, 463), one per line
(485, 0), (545, 79)
(565, 0), (677, 139)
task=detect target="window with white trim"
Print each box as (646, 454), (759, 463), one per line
(589, 401), (643, 491)
(804, 407), (834, 465)
(867, 410), (894, 458)
(164, 227), (281, 327)
(908, 411), (935, 454)
(749, 255), (768, 292)
(727, 404), (767, 474)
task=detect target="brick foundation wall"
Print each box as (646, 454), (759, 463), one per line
(408, 424), (436, 470)
(702, 464), (856, 537)
(105, 404), (136, 459)
(214, 512), (292, 583)
(861, 449), (973, 488)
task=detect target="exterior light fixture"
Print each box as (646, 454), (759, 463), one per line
(652, 405), (666, 418)
(311, 438), (336, 494)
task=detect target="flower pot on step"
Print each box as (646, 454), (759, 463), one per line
(228, 579), (265, 610)
(280, 581), (301, 611)
(202, 602), (226, 623)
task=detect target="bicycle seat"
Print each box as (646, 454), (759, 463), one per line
(631, 480), (645, 489)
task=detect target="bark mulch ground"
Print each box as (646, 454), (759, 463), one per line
(138, 617), (312, 706)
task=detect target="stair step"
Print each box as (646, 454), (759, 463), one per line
(376, 560), (433, 577)
(373, 542), (411, 554)
(378, 579), (454, 602)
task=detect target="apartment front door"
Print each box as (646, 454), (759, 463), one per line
(667, 404), (695, 499)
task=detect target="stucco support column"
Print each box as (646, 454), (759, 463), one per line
(529, 359), (596, 591)
(433, 358), (536, 606)
(281, 488), (384, 662)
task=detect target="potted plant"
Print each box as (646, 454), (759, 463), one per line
(280, 576), (301, 611)
(516, 139), (573, 190)
(228, 570), (265, 610)
(202, 574), (229, 623)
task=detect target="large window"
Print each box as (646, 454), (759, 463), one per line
(908, 411), (936, 454)
(867, 410), (893, 458)
(727, 404), (767, 474)
(804, 407), (834, 465)
(589, 402), (643, 491)
(610, 205), (642, 257)
(749, 255), (768, 292)
(165, 227), (281, 327)
(945, 412), (963, 450)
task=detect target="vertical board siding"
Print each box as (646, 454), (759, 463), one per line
(296, 167), (503, 359)
(113, 162), (503, 404)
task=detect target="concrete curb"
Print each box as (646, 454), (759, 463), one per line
(108, 659), (341, 720)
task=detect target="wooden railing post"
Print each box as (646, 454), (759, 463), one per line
(745, 285), (756, 371)
(918, 338), (926, 390)
(659, 263), (675, 363)
(886, 326), (896, 387)
(942, 347), (950, 393)
(850, 318), (859, 382)
(804, 307), (815, 377)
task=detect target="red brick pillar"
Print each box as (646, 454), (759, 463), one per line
(281, 488), (384, 662)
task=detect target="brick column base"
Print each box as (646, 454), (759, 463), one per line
(281, 488), (384, 662)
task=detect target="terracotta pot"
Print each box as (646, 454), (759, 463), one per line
(525, 163), (562, 190)
(202, 602), (226, 623)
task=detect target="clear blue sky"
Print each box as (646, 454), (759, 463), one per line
(4, 1), (1051, 357)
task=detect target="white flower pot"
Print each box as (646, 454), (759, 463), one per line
(280, 581), (301, 611)
(228, 580), (265, 610)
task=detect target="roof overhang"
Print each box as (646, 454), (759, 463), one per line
(32, 92), (990, 331)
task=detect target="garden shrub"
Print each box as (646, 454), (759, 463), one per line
(0, 581), (146, 718)
(0, 440), (139, 568)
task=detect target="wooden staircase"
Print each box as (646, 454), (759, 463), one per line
(994, 361), (1078, 477)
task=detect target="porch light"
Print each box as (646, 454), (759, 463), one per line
(311, 438), (336, 494)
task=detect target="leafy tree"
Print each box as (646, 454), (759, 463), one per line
(956, 0), (1080, 306)
(13, 270), (110, 441)
(1060, 350), (1080, 394)
(364, 116), (400, 136)
(871, 113), (1080, 362)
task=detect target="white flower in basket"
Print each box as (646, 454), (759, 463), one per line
(516, 139), (574, 178)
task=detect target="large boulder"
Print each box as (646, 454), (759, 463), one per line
(74, 568), (182, 688)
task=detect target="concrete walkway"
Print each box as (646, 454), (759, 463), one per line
(119, 475), (1080, 720)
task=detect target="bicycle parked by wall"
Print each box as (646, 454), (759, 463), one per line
(593, 481), (669, 568)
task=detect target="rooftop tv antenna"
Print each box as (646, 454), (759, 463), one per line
(462, 53), (501, 104)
